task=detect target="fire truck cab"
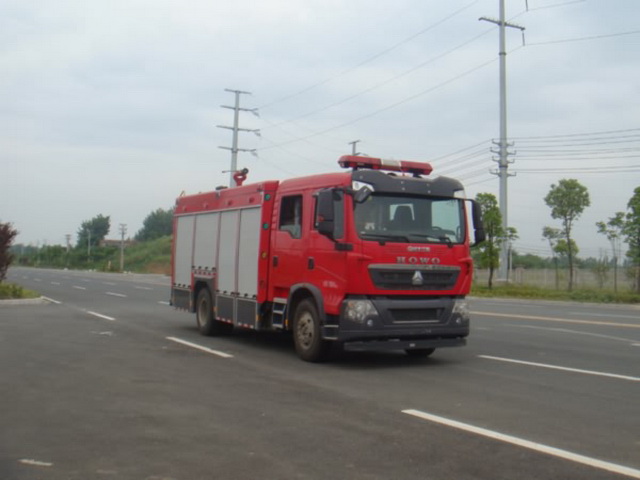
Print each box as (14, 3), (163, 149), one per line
(171, 156), (485, 362)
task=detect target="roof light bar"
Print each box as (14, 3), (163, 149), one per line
(338, 155), (433, 176)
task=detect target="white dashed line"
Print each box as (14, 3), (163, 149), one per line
(479, 355), (640, 382)
(403, 409), (640, 479)
(158, 301), (170, 306)
(105, 292), (127, 298)
(19, 459), (53, 467)
(134, 286), (153, 291)
(72, 286), (87, 290)
(42, 296), (62, 305)
(166, 337), (233, 358)
(87, 311), (116, 322)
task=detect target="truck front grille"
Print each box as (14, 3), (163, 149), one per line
(388, 307), (444, 324)
(368, 265), (460, 290)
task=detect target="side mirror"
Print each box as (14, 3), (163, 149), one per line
(317, 189), (335, 239)
(470, 200), (485, 246)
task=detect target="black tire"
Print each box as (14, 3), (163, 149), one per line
(196, 288), (233, 336)
(293, 299), (330, 362)
(405, 348), (435, 358)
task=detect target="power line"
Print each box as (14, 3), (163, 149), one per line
(258, 55), (498, 152)
(528, 28), (640, 46)
(262, 26), (496, 131)
(516, 165), (640, 173)
(510, 127), (640, 141)
(257, 1), (480, 110)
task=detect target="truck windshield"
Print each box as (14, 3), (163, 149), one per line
(353, 194), (465, 244)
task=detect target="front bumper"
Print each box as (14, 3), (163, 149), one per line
(323, 296), (469, 351)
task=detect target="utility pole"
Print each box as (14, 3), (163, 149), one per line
(349, 140), (361, 156)
(65, 234), (71, 267)
(218, 89), (260, 187)
(480, 0), (524, 282)
(119, 223), (127, 272)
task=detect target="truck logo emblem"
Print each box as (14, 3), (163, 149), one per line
(396, 257), (441, 265)
(412, 271), (424, 286)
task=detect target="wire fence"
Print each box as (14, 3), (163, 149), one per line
(474, 267), (639, 291)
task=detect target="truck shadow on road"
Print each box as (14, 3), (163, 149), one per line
(172, 325), (464, 369)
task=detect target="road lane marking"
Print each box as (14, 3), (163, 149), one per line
(402, 409), (640, 479)
(87, 311), (116, 322)
(19, 459), (53, 467)
(134, 286), (153, 291)
(479, 355), (640, 382)
(472, 311), (640, 329)
(50, 282), (61, 285)
(166, 337), (233, 359)
(103, 282), (117, 286)
(158, 301), (170, 306)
(105, 292), (127, 298)
(513, 325), (638, 344)
(73, 286), (87, 290)
(42, 296), (62, 305)
(570, 311), (640, 320)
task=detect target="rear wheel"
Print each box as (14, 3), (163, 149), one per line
(196, 288), (232, 336)
(293, 299), (330, 362)
(405, 348), (435, 358)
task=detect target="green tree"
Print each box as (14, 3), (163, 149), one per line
(135, 208), (174, 242)
(544, 179), (590, 291)
(542, 226), (562, 289)
(0, 222), (19, 282)
(474, 193), (504, 289)
(596, 212), (624, 292)
(621, 187), (640, 293)
(77, 214), (111, 250)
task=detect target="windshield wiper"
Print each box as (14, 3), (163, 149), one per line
(407, 233), (454, 248)
(360, 233), (410, 244)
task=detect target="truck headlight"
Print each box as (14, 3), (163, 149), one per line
(343, 299), (379, 325)
(452, 299), (470, 325)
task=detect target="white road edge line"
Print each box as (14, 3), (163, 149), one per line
(42, 296), (62, 305)
(479, 355), (640, 383)
(105, 292), (127, 298)
(158, 301), (170, 306)
(166, 337), (233, 359)
(402, 409), (640, 479)
(471, 311), (640, 329)
(87, 311), (116, 322)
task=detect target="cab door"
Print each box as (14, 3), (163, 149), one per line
(269, 194), (308, 298)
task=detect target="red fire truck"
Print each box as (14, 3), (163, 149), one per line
(171, 156), (485, 361)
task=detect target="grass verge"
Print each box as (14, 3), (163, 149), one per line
(471, 283), (640, 304)
(0, 282), (40, 300)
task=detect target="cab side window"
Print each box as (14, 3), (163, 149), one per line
(279, 195), (302, 238)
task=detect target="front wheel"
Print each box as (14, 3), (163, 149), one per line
(293, 299), (330, 362)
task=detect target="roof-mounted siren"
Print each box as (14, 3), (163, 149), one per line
(338, 155), (433, 177)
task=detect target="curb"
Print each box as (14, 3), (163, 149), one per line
(0, 297), (48, 307)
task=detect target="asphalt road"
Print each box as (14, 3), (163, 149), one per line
(2, 267), (639, 480)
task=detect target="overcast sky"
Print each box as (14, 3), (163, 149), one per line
(2, 0), (639, 259)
